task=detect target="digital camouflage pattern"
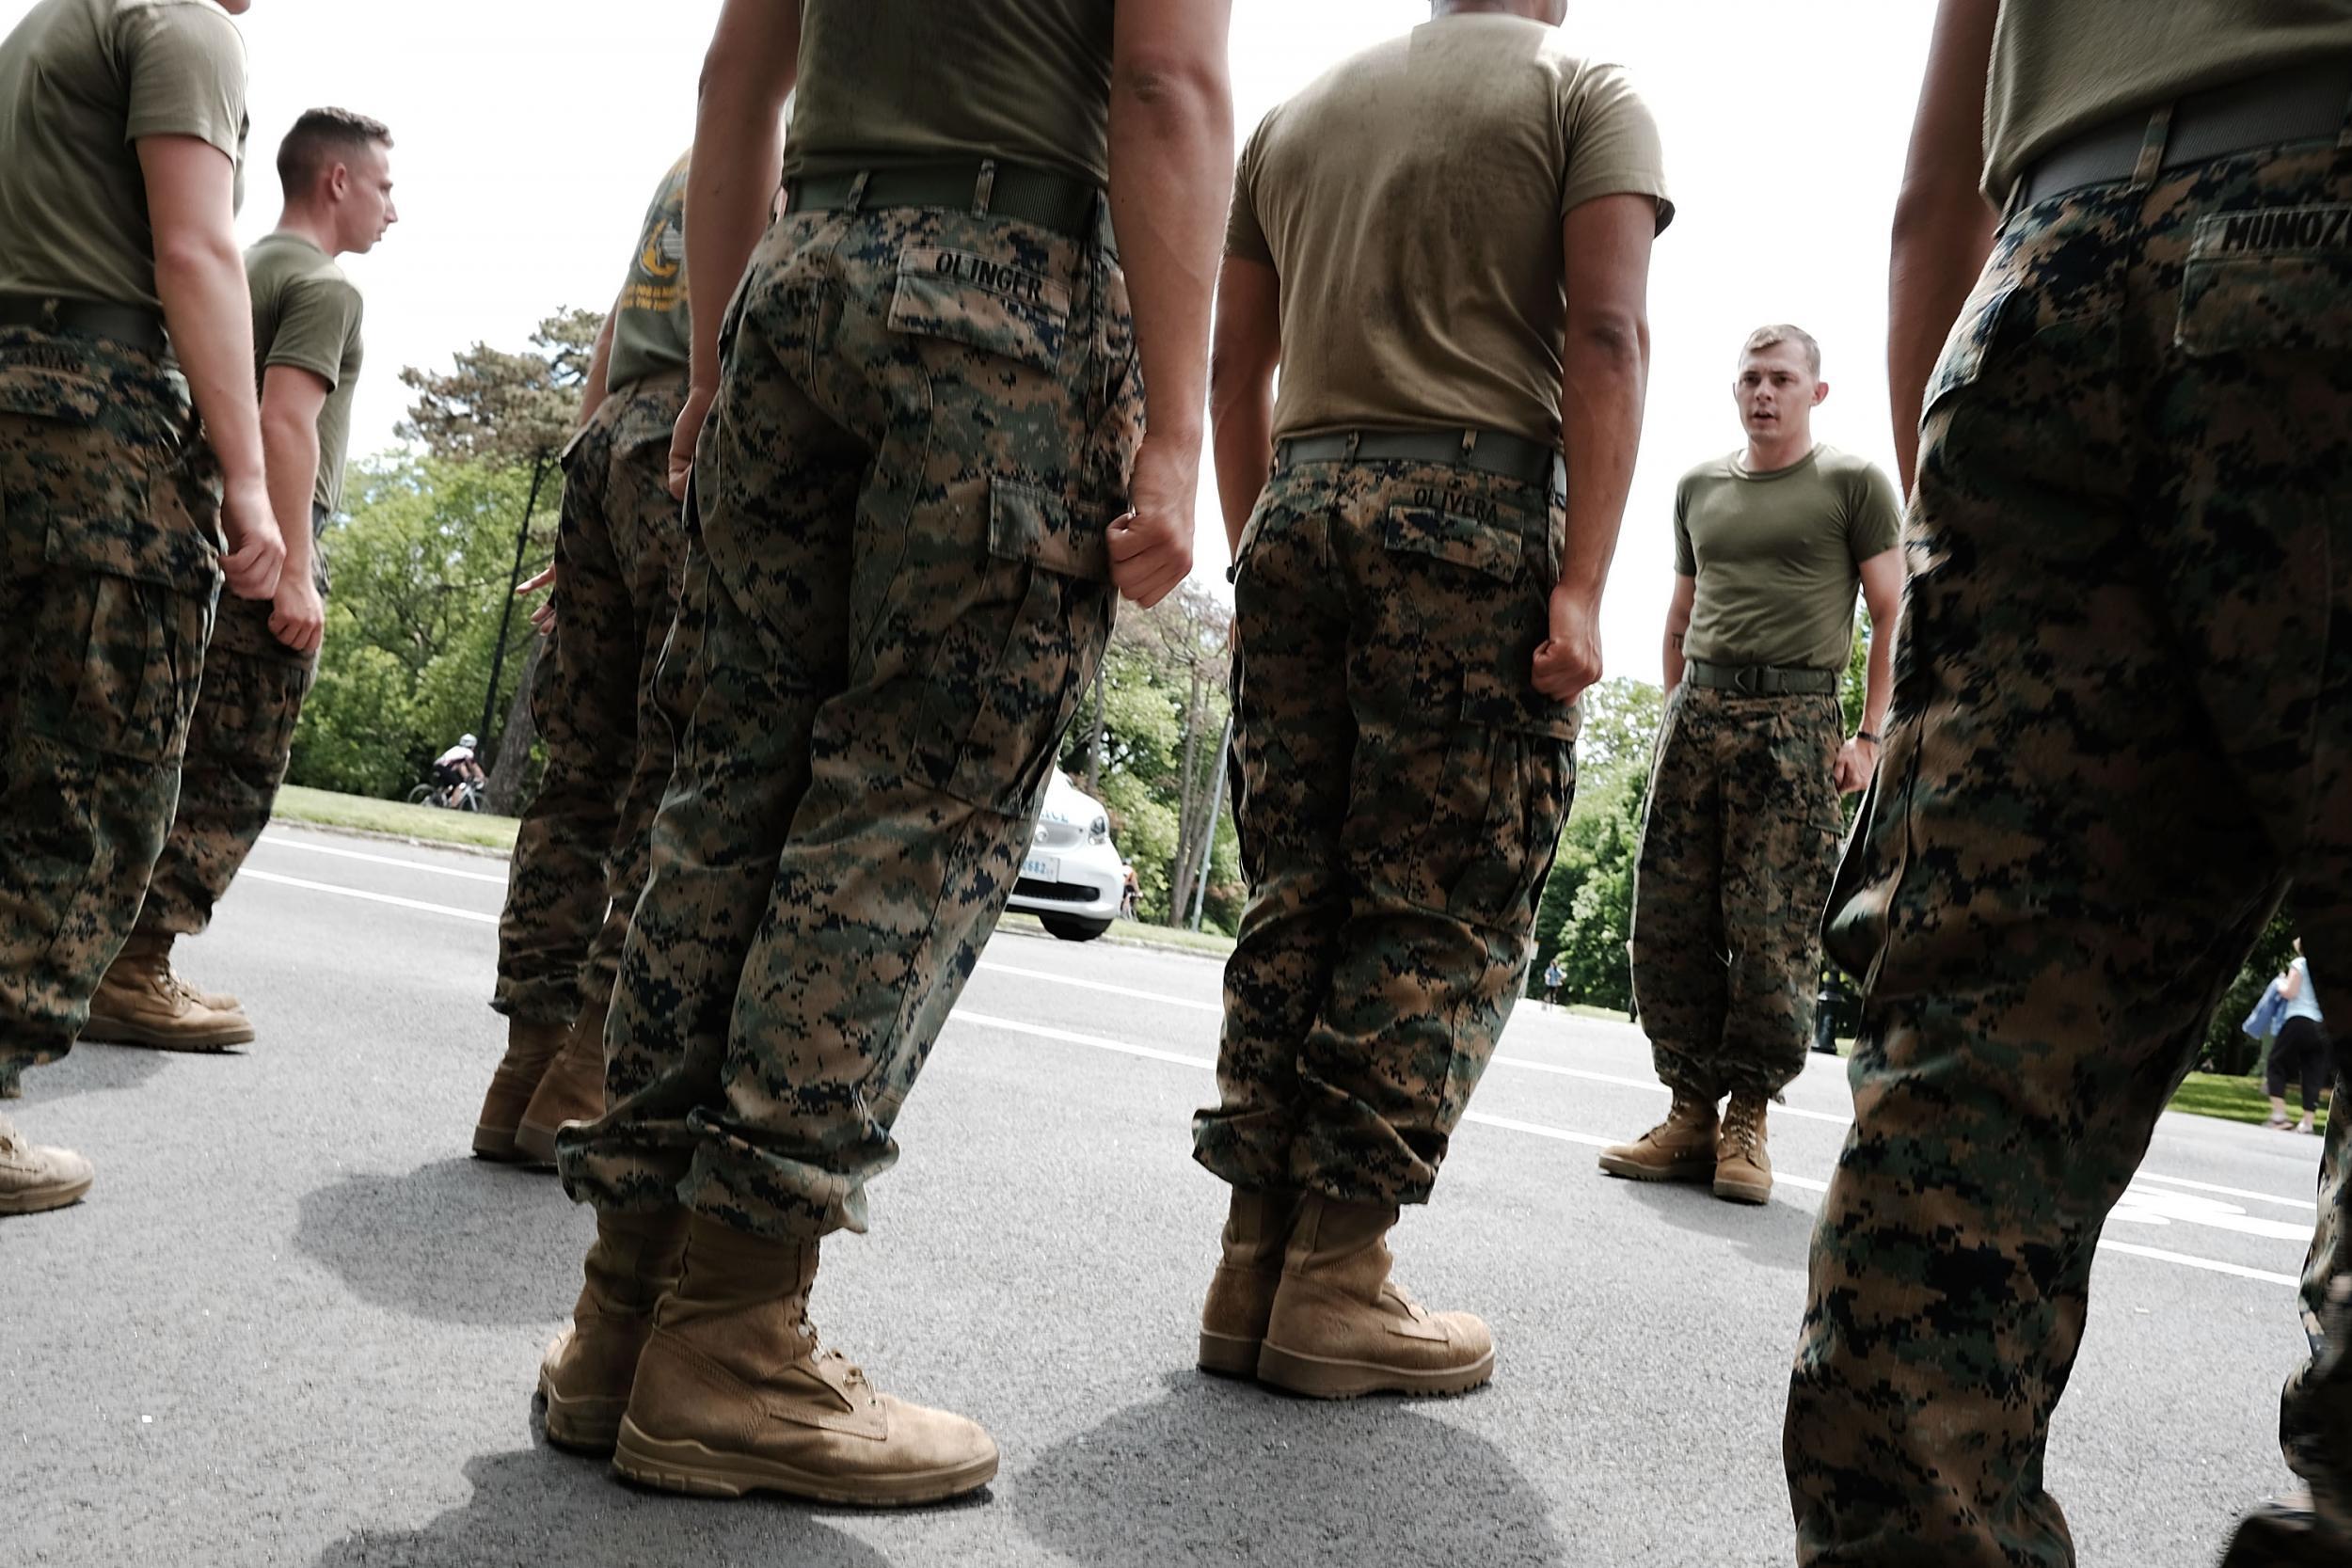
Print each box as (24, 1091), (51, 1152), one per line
(1190, 455), (1577, 1207)
(1629, 684), (1842, 1103)
(133, 511), (323, 938)
(1783, 138), (2352, 1567)
(0, 325), (221, 1095)
(557, 199), (1138, 1238)
(493, 372), (690, 1032)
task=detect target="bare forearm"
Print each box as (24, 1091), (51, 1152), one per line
(1109, 60), (1233, 459)
(684, 41), (791, 394)
(1861, 616), (1896, 734)
(1557, 320), (1648, 605)
(1662, 625), (1685, 692)
(261, 412), (319, 582)
(155, 240), (264, 485)
(579, 307), (617, 427)
(1210, 384), (1270, 555)
(1888, 202), (1994, 492)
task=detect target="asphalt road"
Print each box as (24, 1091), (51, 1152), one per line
(5, 822), (2327, 1567)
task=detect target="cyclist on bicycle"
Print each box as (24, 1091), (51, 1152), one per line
(433, 734), (485, 797)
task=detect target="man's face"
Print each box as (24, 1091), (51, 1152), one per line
(1732, 342), (1823, 445)
(336, 143), (398, 254)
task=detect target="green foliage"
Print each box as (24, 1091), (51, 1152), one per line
(1577, 676), (1664, 777)
(1530, 760), (1647, 1013)
(398, 309), (599, 467)
(2202, 911), (2298, 1076)
(288, 455), (544, 799)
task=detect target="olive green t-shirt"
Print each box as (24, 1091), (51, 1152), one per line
(607, 153), (691, 394)
(246, 231), (363, 515)
(1226, 15), (1672, 447)
(1984, 0), (2352, 198)
(0, 0), (246, 312)
(1674, 446), (1902, 673)
(785, 0), (1114, 187)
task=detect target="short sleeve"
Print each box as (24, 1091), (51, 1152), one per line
(1223, 117), (1274, 265)
(1673, 481), (1696, 577)
(1846, 460), (1904, 562)
(266, 276), (364, 389)
(121, 2), (246, 161)
(1560, 63), (1673, 235)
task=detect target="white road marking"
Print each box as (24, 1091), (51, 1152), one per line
(239, 868), (499, 923)
(259, 832), (512, 884)
(242, 861), (2320, 1285)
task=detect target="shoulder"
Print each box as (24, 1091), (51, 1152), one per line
(1678, 454), (1737, 492)
(119, 0), (244, 61)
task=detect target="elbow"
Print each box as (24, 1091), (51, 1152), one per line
(151, 230), (237, 289)
(1207, 341), (1267, 418)
(1113, 51), (1232, 135)
(1565, 309), (1649, 388)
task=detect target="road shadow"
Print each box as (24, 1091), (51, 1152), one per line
(1610, 1179), (1816, 1275)
(16, 1039), (170, 1105)
(1016, 1369), (1565, 1567)
(310, 1446), (897, 1568)
(292, 1156), (590, 1326)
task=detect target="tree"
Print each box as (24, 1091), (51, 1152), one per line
(1577, 677), (1665, 777)
(1529, 762), (1646, 1013)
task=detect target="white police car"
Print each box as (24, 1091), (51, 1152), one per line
(1008, 769), (1124, 942)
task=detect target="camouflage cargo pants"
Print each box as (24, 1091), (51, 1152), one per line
(0, 326), (220, 1093)
(134, 504), (325, 938)
(558, 198), (1137, 1238)
(1784, 135), (2352, 1566)
(1191, 454), (1577, 1207)
(1629, 684), (1843, 1102)
(493, 372), (689, 1030)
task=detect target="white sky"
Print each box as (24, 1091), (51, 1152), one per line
(2, 0), (1939, 669)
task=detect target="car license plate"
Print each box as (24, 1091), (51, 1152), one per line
(1023, 854), (1060, 881)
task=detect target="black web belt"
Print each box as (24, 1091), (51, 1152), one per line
(2015, 56), (2352, 210)
(787, 160), (1101, 241)
(0, 293), (167, 356)
(1684, 658), (1837, 697)
(1274, 428), (1564, 489)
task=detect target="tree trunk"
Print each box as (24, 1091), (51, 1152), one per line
(1083, 668), (1106, 795)
(1169, 659), (1206, 920)
(482, 632), (546, 816)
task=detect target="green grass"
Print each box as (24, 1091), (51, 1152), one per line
(998, 911), (1237, 958)
(2170, 1070), (2329, 1132)
(272, 784), (519, 852)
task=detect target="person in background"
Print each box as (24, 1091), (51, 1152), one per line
(2272, 940), (2329, 1135)
(1543, 957), (1565, 1011)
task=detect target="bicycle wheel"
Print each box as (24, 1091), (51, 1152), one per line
(405, 784), (436, 806)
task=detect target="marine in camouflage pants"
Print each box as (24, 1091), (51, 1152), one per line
(1629, 684), (1843, 1101)
(0, 325), (220, 1095)
(1783, 135), (2352, 1567)
(1191, 454), (1578, 1207)
(131, 503), (324, 939)
(492, 372), (689, 1033)
(557, 198), (1138, 1239)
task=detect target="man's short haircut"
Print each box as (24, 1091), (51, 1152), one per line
(1741, 324), (1822, 380)
(277, 108), (393, 198)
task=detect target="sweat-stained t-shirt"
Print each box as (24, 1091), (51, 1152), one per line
(246, 230), (364, 515)
(607, 153), (691, 393)
(0, 0), (247, 312)
(1984, 0), (2352, 199)
(1225, 13), (1671, 447)
(1674, 445), (1902, 673)
(785, 0), (1114, 188)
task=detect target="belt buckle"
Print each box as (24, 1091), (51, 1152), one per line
(1732, 665), (1762, 697)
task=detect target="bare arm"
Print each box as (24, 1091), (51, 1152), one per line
(579, 302), (618, 431)
(1889, 0), (2000, 495)
(1207, 255), (1279, 559)
(2285, 965), (2306, 1002)
(1533, 193), (1655, 704)
(1661, 572), (1695, 693)
(259, 363), (329, 653)
(1104, 0), (1236, 609)
(140, 134), (281, 599)
(666, 0), (801, 497)
(1836, 547), (1905, 793)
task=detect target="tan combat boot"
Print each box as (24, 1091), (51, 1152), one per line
(539, 1205), (688, 1452)
(1198, 1186), (1299, 1378)
(614, 1214), (999, 1505)
(82, 933), (255, 1051)
(1597, 1092), (1719, 1182)
(1255, 1195), (1494, 1400)
(1713, 1093), (1772, 1205)
(0, 1116), (94, 1215)
(514, 1015), (606, 1166)
(472, 1018), (567, 1162)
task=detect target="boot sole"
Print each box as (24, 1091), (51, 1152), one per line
(80, 1015), (254, 1051)
(0, 1174), (93, 1215)
(1712, 1174), (1772, 1205)
(1254, 1341), (1496, 1401)
(1197, 1329), (1263, 1379)
(471, 1125), (531, 1163)
(513, 1119), (561, 1167)
(612, 1417), (997, 1506)
(538, 1365), (624, 1454)
(1596, 1153), (1713, 1182)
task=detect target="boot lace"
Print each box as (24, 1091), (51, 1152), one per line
(1720, 1099), (1763, 1160)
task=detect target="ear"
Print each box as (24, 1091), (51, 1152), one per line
(1812, 379), (1831, 406)
(327, 161), (351, 201)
